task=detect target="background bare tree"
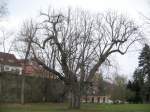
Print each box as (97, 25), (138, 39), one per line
(0, 29), (14, 53)
(0, 0), (7, 18)
(111, 73), (127, 103)
(0, 0), (9, 52)
(18, 9), (141, 108)
(14, 20), (38, 104)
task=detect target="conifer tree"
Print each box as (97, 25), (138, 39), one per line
(132, 44), (150, 103)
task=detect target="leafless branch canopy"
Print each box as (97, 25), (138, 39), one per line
(19, 9), (141, 84)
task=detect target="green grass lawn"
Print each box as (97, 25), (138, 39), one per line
(0, 103), (150, 112)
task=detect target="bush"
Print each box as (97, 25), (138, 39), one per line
(0, 72), (65, 103)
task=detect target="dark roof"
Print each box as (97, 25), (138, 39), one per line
(18, 59), (31, 64)
(0, 52), (20, 66)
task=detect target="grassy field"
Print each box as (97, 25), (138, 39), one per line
(0, 103), (150, 112)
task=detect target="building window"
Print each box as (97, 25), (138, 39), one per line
(5, 67), (10, 71)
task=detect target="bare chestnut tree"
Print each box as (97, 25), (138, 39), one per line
(14, 20), (38, 104)
(19, 9), (141, 108)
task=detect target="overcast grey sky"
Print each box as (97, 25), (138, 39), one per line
(1, 0), (150, 79)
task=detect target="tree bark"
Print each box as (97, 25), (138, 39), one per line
(69, 83), (81, 109)
(0, 75), (2, 101)
(21, 75), (25, 104)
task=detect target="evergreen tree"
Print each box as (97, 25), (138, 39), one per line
(131, 44), (150, 103)
(133, 69), (143, 103)
(126, 80), (135, 102)
(139, 44), (150, 102)
(138, 44), (150, 79)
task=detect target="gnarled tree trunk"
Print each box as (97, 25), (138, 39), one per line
(69, 83), (81, 109)
(21, 75), (25, 104)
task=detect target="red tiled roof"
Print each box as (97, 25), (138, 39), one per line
(0, 52), (20, 66)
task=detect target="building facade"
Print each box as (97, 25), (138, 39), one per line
(0, 52), (57, 79)
(81, 95), (112, 103)
(0, 52), (22, 75)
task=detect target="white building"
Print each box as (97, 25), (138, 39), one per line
(0, 52), (22, 75)
(81, 95), (112, 104)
